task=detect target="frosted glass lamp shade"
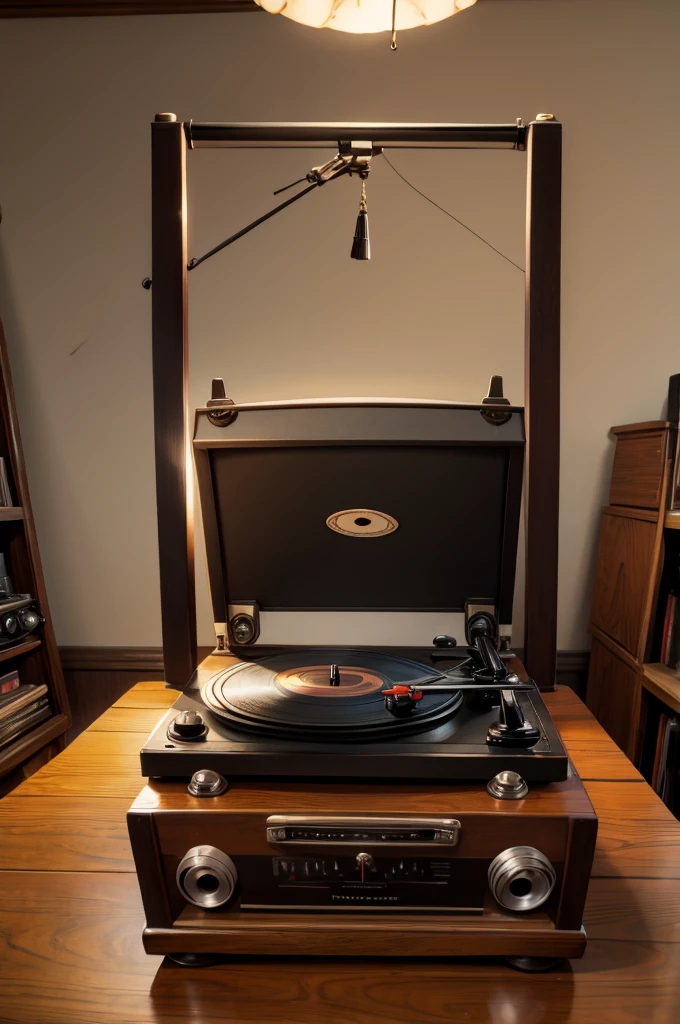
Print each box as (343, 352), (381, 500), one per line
(255, 0), (478, 35)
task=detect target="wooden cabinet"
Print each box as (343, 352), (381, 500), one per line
(586, 422), (670, 762)
(609, 425), (668, 509)
(586, 636), (642, 761)
(590, 510), (659, 658)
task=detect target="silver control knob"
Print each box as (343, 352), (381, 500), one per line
(176, 845), (238, 909)
(187, 769), (229, 797)
(487, 771), (529, 800)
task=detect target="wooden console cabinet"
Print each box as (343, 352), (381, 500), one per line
(586, 420), (680, 766)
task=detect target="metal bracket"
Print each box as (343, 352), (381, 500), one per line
(206, 378), (237, 427)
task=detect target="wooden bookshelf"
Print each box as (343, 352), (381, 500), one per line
(0, 311), (70, 779)
(642, 663), (680, 716)
(585, 421), (671, 762)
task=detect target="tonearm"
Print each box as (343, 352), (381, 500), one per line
(381, 612), (541, 748)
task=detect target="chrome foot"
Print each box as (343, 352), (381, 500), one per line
(505, 956), (565, 973)
(168, 952), (219, 967)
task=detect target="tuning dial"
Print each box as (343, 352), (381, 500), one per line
(355, 852), (375, 877)
(168, 709), (208, 742)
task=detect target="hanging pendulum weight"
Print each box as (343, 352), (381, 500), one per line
(351, 179), (370, 261)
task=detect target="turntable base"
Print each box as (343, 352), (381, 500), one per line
(128, 764), (596, 964)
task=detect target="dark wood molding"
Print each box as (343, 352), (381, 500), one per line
(0, 0), (259, 15)
(523, 118), (562, 690)
(59, 645), (213, 673)
(0, 0), (519, 17)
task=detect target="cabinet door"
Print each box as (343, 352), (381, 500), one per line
(590, 511), (657, 658)
(586, 637), (642, 761)
(609, 429), (667, 509)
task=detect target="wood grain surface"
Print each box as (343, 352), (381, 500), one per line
(0, 681), (679, 1023)
(609, 427), (667, 510)
(590, 511), (658, 658)
(586, 637), (642, 761)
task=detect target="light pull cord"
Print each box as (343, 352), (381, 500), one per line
(391, 0), (397, 49)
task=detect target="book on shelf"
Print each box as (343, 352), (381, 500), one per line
(653, 713), (680, 815)
(660, 585), (680, 669)
(0, 683), (48, 722)
(0, 669), (20, 696)
(0, 698), (51, 750)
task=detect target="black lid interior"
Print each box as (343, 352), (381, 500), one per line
(194, 401), (524, 624)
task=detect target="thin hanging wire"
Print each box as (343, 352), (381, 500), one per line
(391, 0), (398, 50)
(381, 152), (525, 273)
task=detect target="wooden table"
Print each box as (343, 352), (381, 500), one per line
(0, 683), (679, 1023)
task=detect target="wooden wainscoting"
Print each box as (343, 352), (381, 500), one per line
(59, 646), (590, 745)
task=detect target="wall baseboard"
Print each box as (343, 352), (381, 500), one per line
(59, 645), (590, 743)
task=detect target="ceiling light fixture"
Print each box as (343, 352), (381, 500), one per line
(255, 0), (478, 50)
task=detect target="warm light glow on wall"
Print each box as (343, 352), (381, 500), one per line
(255, 0), (478, 36)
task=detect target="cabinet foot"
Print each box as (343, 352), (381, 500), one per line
(505, 956), (566, 973)
(167, 952), (219, 967)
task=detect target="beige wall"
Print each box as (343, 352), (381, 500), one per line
(0, 0), (678, 649)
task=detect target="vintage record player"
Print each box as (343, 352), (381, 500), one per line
(129, 386), (598, 969)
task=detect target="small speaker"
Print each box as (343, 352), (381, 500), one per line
(488, 846), (556, 912)
(176, 845), (238, 909)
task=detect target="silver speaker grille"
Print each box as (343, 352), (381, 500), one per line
(488, 846), (556, 912)
(176, 845), (238, 909)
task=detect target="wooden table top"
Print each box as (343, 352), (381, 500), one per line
(0, 682), (679, 1023)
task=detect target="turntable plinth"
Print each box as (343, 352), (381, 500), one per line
(128, 770), (596, 962)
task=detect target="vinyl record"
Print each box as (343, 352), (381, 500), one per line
(201, 648), (463, 741)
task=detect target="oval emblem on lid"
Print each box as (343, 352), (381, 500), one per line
(326, 509), (399, 538)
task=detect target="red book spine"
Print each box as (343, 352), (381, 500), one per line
(0, 672), (19, 695)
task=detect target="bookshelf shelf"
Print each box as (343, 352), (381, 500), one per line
(0, 507), (23, 521)
(642, 663), (680, 716)
(0, 638), (41, 664)
(665, 511), (680, 530)
(0, 712), (69, 779)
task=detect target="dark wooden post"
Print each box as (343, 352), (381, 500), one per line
(151, 114), (196, 687)
(523, 116), (562, 689)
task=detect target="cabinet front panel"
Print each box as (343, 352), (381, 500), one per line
(586, 638), (641, 761)
(590, 512), (657, 657)
(609, 431), (667, 509)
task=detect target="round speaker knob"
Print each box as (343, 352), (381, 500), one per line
(17, 609), (42, 632)
(488, 846), (556, 912)
(1, 614), (19, 637)
(176, 845), (238, 909)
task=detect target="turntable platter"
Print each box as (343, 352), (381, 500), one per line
(201, 649), (463, 741)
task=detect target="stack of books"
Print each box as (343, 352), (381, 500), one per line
(0, 670), (50, 751)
